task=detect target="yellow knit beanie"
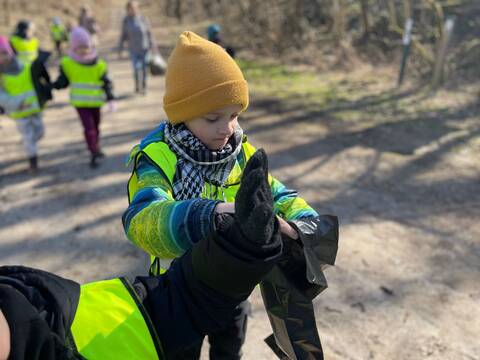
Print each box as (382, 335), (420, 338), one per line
(163, 31), (249, 124)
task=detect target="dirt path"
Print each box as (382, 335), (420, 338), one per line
(1, 3), (479, 359)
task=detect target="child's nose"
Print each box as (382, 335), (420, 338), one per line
(218, 121), (234, 136)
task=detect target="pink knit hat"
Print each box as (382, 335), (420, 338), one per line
(68, 26), (97, 63)
(0, 36), (14, 57)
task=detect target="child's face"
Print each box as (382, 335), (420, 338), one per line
(185, 104), (242, 151)
(26, 26), (35, 39)
(75, 45), (92, 57)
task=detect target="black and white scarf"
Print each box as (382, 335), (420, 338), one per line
(164, 123), (243, 200)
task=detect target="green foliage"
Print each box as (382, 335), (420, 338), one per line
(238, 59), (348, 104)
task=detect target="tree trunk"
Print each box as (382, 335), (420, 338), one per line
(387, 0), (398, 28)
(432, 18), (455, 89)
(402, 0), (411, 22)
(360, 0), (370, 38)
(174, 0), (182, 22)
(332, 0), (346, 45)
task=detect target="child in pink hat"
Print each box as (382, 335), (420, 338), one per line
(53, 27), (115, 168)
(0, 35), (52, 171)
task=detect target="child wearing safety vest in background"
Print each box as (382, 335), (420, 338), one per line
(0, 36), (52, 171)
(123, 31), (319, 359)
(53, 27), (115, 168)
(9, 21), (40, 65)
(50, 17), (68, 58)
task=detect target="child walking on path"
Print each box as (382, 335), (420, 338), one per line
(123, 31), (319, 359)
(53, 27), (115, 168)
(0, 36), (52, 171)
(50, 17), (68, 58)
(9, 21), (40, 65)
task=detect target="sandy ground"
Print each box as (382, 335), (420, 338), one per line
(1, 3), (480, 359)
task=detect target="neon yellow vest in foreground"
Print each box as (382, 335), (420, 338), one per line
(70, 277), (164, 359)
(1, 63), (41, 119)
(61, 56), (107, 108)
(10, 35), (39, 64)
(127, 137), (258, 275)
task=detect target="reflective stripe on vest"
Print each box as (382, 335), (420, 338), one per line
(127, 137), (258, 275)
(70, 277), (164, 359)
(10, 36), (39, 64)
(1, 63), (41, 119)
(61, 56), (107, 108)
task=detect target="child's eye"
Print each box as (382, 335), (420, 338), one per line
(205, 117), (219, 123)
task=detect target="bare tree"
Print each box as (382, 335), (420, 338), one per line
(387, 0), (398, 28)
(360, 0), (370, 39)
(332, 0), (347, 45)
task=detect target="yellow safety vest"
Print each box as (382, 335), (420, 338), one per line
(51, 24), (66, 42)
(61, 56), (107, 108)
(127, 136), (258, 275)
(10, 35), (39, 64)
(1, 63), (41, 119)
(70, 277), (164, 359)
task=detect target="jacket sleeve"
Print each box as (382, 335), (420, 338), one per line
(52, 66), (69, 90)
(31, 59), (53, 107)
(118, 17), (128, 52)
(122, 155), (221, 259)
(101, 70), (114, 101)
(270, 175), (318, 220)
(0, 266), (81, 360)
(9, 41), (17, 55)
(144, 16), (155, 49)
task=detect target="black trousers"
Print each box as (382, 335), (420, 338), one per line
(172, 300), (250, 360)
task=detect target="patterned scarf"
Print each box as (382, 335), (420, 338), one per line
(164, 123), (243, 200)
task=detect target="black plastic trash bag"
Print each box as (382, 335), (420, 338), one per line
(260, 215), (339, 360)
(148, 52), (167, 76)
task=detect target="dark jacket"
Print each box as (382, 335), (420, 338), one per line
(31, 54), (53, 108)
(0, 215), (283, 359)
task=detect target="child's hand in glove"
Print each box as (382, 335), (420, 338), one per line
(234, 148), (278, 245)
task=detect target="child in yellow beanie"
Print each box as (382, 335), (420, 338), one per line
(123, 31), (318, 358)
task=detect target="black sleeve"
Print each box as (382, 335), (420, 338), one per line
(52, 66), (69, 90)
(134, 215), (282, 357)
(101, 71), (114, 101)
(9, 41), (17, 55)
(31, 59), (53, 107)
(0, 285), (80, 360)
(0, 266), (81, 360)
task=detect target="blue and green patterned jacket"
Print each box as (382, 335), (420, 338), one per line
(122, 122), (318, 259)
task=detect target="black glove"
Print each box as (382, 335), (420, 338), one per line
(190, 149), (282, 298)
(234, 148), (278, 245)
(216, 149), (281, 261)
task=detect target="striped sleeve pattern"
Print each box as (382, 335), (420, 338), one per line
(122, 155), (219, 259)
(269, 176), (318, 220)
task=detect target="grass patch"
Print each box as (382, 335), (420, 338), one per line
(237, 59), (346, 105)
(236, 58), (474, 129)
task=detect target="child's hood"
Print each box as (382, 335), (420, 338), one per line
(126, 122), (167, 166)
